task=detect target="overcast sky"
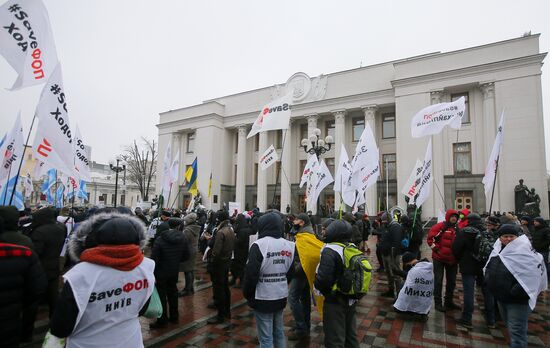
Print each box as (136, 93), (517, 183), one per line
(1, 0), (549, 166)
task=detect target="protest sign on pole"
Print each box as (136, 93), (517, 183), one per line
(0, 0), (59, 90)
(411, 97), (465, 138)
(247, 93), (292, 139)
(299, 154), (319, 188)
(160, 142), (172, 200)
(259, 144), (278, 171)
(228, 201), (242, 216)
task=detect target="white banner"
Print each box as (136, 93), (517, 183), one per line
(32, 64), (78, 178)
(259, 144), (278, 171)
(401, 159), (423, 200)
(309, 160), (334, 208)
(299, 154), (319, 188)
(305, 156), (320, 214)
(0, 0), (58, 90)
(411, 97), (465, 138)
(393, 261), (434, 314)
(414, 139), (432, 208)
(161, 142), (172, 199)
(482, 110), (505, 196)
(0, 113), (24, 182)
(334, 144), (351, 193)
(228, 201), (242, 215)
(247, 93), (292, 139)
(73, 125), (91, 181)
(345, 123), (379, 206)
(22, 172), (33, 198)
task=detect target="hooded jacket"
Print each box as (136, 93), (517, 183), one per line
(243, 213), (294, 312)
(181, 213), (201, 273)
(457, 209), (470, 229)
(427, 209), (458, 265)
(151, 227), (189, 278)
(30, 207), (67, 280)
(452, 214), (484, 275)
(314, 220), (355, 303)
(531, 218), (550, 253)
(0, 206), (34, 249)
(378, 217), (404, 257)
(211, 219), (235, 263)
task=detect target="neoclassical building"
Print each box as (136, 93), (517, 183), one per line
(157, 35), (548, 219)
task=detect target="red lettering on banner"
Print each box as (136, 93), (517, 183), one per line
(123, 282), (134, 293)
(37, 138), (52, 157)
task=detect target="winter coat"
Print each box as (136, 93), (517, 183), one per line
(452, 222), (483, 275)
(243, 213), (294, 312)
(30, 208), (67, 280)
(485, 247), (529, 304)
(232, 216), (252, 276)
(0, 230), (34, 250)
(0, 206), (34, 250)
(531, 223), (550, 253)
(401, 215), (423, 253)
(211, 220), (235, 263)
(378, 221), (403, 256)
(427, 209), (458, 265)
(314, 220), (355, 303)
(181, 223), (200, 273)
(151, 228), (189, 278)
(0, 243), (47, 347)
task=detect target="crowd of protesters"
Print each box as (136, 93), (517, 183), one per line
(0, 202), (548, 348)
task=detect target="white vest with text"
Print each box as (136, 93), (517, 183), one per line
(63, 258), (155, 348)
(253, 236), (295, 300)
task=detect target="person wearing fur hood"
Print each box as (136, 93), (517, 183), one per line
(49, 212), (155, 348)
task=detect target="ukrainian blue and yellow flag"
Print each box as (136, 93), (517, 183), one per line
(185, 157), (198, 196)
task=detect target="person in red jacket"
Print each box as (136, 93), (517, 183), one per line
(457, 208), (470, 230)
(427, 209), (461, 312)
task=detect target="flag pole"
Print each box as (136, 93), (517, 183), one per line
(488, 155), (500, 215)
(385, 156), (389, 211)
(2, 163), (14, 206)
(453, 129), (460, 209)
(9, 114), (37, 206)
(169, 186), (182, 209)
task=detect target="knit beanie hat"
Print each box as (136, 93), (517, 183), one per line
(402, 251), (417, 265)
(497, 224), (521, 237)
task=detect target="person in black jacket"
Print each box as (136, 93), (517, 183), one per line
(401, 214), (423, 259)
(452, 213), (484, 329)
(314, 220), (359, 348)
(150, 218), (189, 328)
(378, 212), (404, 298)
(0, 206), (34, 249)
(532, 217), (550, 282)
(28, 207), (66, 323)
(231, 214), (251, 288)
(0, 217), (47, 347)
(243, 212), (295, 348)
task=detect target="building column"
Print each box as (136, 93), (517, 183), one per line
(333, 110), (346, 210)
(256, 131), (268, 211)
(362, 105), (378, 215)
(481, 82), (499, 212)
(429, 91), (445, 217)
(235, 126), (248, 209)
(280, 120), (293, 213)
(170, 133), (181, 207)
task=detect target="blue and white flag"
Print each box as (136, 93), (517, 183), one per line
(41, 168), (56, 193)
(55, 184), (64, 208)
(76, 180), (88, 200)
(0, 175), (25, 210)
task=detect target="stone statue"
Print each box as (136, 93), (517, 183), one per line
(514, 179), (529, 214)
(523, 188), (541, 217)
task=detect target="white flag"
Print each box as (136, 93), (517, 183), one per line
(0, 0), (58, 90)
(32, 64), (78, 178)
(22, 173), (33, 198)
(334, 144), (351, 193)
(349, 123), (380, 198)
(482, 110), (505, 196)
(299, 154), (319, 188)
(169, 149), (180, 185)
(414, 139), (433, 208)
(411, 97), (465, 138)
(310, 160), (334, 208)
(401, 159), (423, 200)
(73, 126), (91, 181)
(247, 93), (292, 139)
(161, 142), (172, 199)
(259, 144), (278, 171)
(0, 113), (24, 182)
(305, 156), (320, 214)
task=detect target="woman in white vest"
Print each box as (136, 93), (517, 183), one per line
(243, 212), (295, 348)
(49, 211), (155, 348)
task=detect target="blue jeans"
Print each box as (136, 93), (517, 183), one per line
(254, 309), (286, 348)
(497, 301), (531, 348)
(288, 273), (311, 334)
(461, 274), (475, 323)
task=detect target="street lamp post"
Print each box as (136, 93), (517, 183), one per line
(300, 128), (333, 215)
(110, 158), (126, 208)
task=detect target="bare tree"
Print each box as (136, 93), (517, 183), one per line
(121, 137), (157, 201)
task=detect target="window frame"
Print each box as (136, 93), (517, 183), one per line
(186, 132), (195, 153)
(382, 113), (396, 139)
(451, 92), (470, 124)
(382, 153), (397, 180)
(325, 119), (335, 140)
(352, 117), (365, 142)
(453, 142), (472, 175)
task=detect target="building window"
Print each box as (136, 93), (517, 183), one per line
(451, 92), (470, 124)
(453, 142), (472, 174)
(325, 158), (335, 177)
(299, 160), (307, 179)
(382, 113), (396, 139)
(325, 119), (335, 140)
(299, 124), (308, 145)
(456, 191), (473, 210)
(352, 118), (364, 142)
(254, 163), (258, 185)
(254, 134), (259, 151)
(186, 132), (195, 153)
(298, 194), (307, 213)
(120, 194), (125, 206)
(276, 130), (283, 149)
(382, 154), (396, 180)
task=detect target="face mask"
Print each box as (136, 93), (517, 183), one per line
(293, 224), (301, 229)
